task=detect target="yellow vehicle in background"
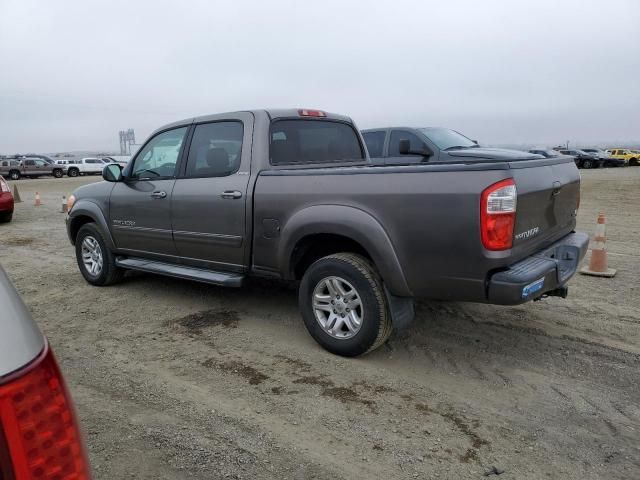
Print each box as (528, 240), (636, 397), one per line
(607, 148), (639, 166)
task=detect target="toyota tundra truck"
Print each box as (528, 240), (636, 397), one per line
(65, 109), (588, 357)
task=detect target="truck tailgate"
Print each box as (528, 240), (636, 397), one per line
(510, 158), (580, 260)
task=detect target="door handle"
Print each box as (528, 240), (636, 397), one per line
(221, 190), (242, 199)
(151, 191), (167, 199)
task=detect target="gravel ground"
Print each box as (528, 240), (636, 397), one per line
(0, 168), (639, 479)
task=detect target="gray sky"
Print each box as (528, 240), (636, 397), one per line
(1, 0), (639, 152)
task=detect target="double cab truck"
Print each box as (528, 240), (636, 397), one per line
(66, 109), (588, 356)
(0, 157), (64, 180)
(66, 157), (110, 177)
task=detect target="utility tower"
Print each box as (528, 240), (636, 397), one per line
(119, 129), (136, 155)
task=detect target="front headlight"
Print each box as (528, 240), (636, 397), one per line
(67, 194), (76, 212)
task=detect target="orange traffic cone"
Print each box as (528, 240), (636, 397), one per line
(35, 192), (42, 207)
(580, 213), (616, 277)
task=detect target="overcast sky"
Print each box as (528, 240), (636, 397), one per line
(1, 0), (639, 152)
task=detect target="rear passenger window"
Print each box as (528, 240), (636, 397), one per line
(270, 120), (364, 165)
(388, 130), (427, 156)
(184, 122), (244, 177)
(362, 131), (385, 158)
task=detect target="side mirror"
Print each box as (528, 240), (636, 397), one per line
(398, 139), (411, 155)
(103, 163), (123, 182)
(398, 139), (433, 157)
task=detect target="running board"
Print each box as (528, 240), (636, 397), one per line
(115, 257), (244, 287)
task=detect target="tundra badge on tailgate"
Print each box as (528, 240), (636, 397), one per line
(515, 226), (540, 240)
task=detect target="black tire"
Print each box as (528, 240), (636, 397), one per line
(0, 211), (12, 223)
(630, 158), (639, 166)
(75, 223), (124, 286)
(298, 253), (392, 357)
(8, 170), (20, 180)
(68, 168), (79, 177)
(582, 159), (593, 169)
(53, 169), (63, 178)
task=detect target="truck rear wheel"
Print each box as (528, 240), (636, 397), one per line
(75, 223), (124, 286)
(298, 253), (392, 357)
(53, 169), (63, 178)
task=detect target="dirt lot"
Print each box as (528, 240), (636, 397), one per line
(1, 169), (639, 479)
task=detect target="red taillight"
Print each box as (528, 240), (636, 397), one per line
(298, 109), (326, 117)
(0, 344), (90, 480)
(480, 178), (517, 251)
(0, 178), (10, 193)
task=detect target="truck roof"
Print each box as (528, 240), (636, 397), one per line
(151, 109), (353, 137)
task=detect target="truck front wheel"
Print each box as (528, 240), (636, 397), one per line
(68, 168), (79, 177)
(299, 253), (392, 357)
(75, 223), (124, 286)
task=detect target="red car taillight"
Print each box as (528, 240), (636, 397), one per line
(0, 344), (90, 480)
(480, 178), (517, 251)
(0, 178), (10, 193)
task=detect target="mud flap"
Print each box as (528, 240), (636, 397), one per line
(384, 285), (415, 330)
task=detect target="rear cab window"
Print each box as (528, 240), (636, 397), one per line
(269, 120), (365, 166)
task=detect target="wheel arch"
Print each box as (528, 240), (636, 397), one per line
(279, 205), (412, 297)
(68, 201), (115, 250)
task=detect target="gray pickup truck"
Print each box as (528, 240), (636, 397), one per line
(0, 157), (64, 180)
(66, 109), (588, 356)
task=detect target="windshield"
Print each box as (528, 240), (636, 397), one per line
(419, 128), (477, 150)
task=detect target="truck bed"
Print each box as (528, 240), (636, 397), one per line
(252, 156), (581, 302)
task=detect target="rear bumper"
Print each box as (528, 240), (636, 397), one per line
(487, 231), (589, 305)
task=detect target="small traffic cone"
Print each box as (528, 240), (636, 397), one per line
(13, 184), (22, 203)
(580, 213), (616, 277)
(34, 191), (42, 207)
(61, 195), (68, 213)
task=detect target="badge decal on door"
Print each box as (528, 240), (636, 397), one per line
(113, 219), (136, 227)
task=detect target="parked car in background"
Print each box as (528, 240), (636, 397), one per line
(0, 176), (14, 222)
(360, 126), (552, 166)
(557, 149), (600, 169)
(0, 157), (64, 180)
(528, 148), (565, 159)
(607, 148), (639, 166)
(23, 154), (56, 165)
(0, 265), (91, 479)
(102, 155), (131, 168)
(66, 157), (108, 177)
(581, 148), (626, 167)
(54, 159), (77, 165)
(66, 109), (587, 356)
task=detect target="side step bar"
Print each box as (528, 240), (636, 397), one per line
(115, 257), (244, 287)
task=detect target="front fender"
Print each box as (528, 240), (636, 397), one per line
(278, 205), (412, 297)
(67, 200), (115, 250)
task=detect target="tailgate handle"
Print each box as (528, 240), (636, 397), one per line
(552, 181), (562, 196)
